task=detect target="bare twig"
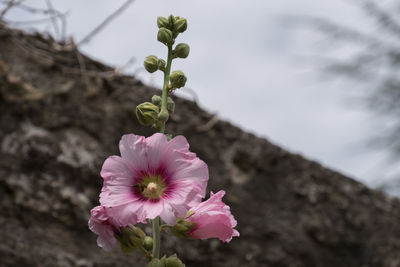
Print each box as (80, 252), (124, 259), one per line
(196, 114), (219, 132)
(2, 0), (67, 41)
(75, 49), (90, 85)
(180, 87), (199, 104)
(0, 0), (45, 13)
(0, 0), (23, 19)
(115, 56), (136, 74)
(5, 12), (66, 26)
(45, 0), (59, 39)
(77, 0), (135, 46)
(359, 0), (400, 40)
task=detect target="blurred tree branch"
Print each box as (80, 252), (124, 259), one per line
(77, 0), (136, 46)
(300, 0), (400, 160)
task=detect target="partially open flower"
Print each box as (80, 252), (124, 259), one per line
(100, 133), (209, 226)
(185, 190), (239, 242)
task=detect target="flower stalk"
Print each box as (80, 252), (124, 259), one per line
(158, 44), (173, 134)
(151, 41), (174, 261)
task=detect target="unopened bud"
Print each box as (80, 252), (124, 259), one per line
(144, 55), (159, 73)
(169, 70), (187, 89)
(148, 258), (165, 267)
(152, 95), (162, 106)
(158, 59), (166, 72)
(158, 27), (174, 45)
(168, 15), (175, 28)
(167, 97), (175, 114)
(165, 254), (184, 267)
(143, 236), (153, 251)
(157, 16), (169, 29)
(173, 43), (190, 59)
(173, 18), (187, 33)
(136, 102), (159, 126)
(171, 218), (196, 238)
(158, 109), (169, 122)
(124, 225), (146, 240)
(118, 225), (146, 253)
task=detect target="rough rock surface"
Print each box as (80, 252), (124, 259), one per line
(1, 24), (400, 267)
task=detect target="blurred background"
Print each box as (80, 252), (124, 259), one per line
(2, 0), (399, 196)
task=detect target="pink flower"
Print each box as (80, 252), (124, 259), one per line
(88, 206), (120, 251)
(100, 133), (209, 226)
(186, 190), (239, 242)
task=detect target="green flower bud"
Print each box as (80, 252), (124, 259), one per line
(152, 95), (162, 106)
(115, 234), (136, 253)
(165, 254), (184, 267)
(158, 27), (174, 45)
(117, 225), (146, 253)
(148, 258), (165, 267)
(167, 97), (175, 114)
(143, 236), (153, 251)
(169, 70), (187, 89)
(127, 225), (146, 239)
(144, 55), (159, 73)
(158, 109), (169, 122)
(158, 59), (166, 72)
(168, 15), (176, 28)
(173, 43), (190, 59)
(157, 16), (169, 29)
(136, 102), (159, 126)
(173, 18), (187, 33)
(171, 218), (197, 238)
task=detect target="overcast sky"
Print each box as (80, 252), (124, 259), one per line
(4, 0), (397, 187)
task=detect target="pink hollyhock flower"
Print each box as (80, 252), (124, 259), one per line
(186, 190), (239, 242)
(100, 133), (209, 226)
(88, 206), (120, 251)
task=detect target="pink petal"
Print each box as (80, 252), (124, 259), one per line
(190, 213), (235, 242)
(187, 190), (239, 243)
(106, 201), (145, 226)
(160, 202), (177, 225)
(88, 206), (118, 251)
(142, 200), (165, 220)
(100, 156), (135, 185)
(100, 156), (138, 207)
(119, 134), (147, 170)
(145, 133), (168, 171)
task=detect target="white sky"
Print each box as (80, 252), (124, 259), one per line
(4, 0), (397, 187)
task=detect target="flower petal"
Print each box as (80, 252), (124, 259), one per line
(119, 134), (147, 170)
(145, 133), (168, 171)
(190, 213), (236, 242)
(187, 190), (239, 243)
(100, 156), (138, 207)
(88, 206), (118, 251)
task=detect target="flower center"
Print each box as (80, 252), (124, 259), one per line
(137, 174), (166, 199)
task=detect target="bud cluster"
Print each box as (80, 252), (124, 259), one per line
(144, 55), (166, 73)
(148, 254), (185, 267)
(116, 225), (153, 258)
(136, 95), (175, 128)
(138, 14), (190, 130)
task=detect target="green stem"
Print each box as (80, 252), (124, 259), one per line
(151, 45), (173, 260)
(159, 44), (173, 134)
(151, 216), (161, 258)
